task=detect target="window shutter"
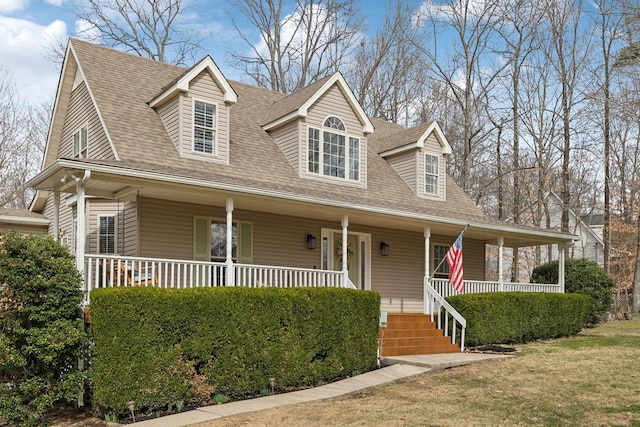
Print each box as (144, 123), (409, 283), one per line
(193, 216), (209, 261)
(238, 221), (253, 264)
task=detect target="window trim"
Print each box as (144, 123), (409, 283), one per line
(73, 123), (88, 158)
(192, 98), (218, 156)
(425, 153), (439, 195)
(98, 214), (117, 254)
(432, 243), (450, 278)
(307, 115), (361, 182)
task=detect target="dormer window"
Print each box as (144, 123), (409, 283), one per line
(193, 100), (216, 154)
(73, 125), (88, 158)
(425, 153), (439, 194)
(308, 116), (360, 181)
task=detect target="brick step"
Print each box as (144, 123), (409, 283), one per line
(382, 336), (453, 347)
(380, 328), (444, 339)
(382, 342), (460, 356)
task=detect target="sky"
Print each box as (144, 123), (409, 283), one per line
(0, 0), (394, 106)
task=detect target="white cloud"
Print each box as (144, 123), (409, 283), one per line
(44, 0), (64, 6)
(0, 16), (67, 104)
(0, 0), (29, 14)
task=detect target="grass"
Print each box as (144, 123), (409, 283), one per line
(196, 318), (640, 427)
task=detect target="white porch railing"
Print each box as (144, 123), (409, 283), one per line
(84, 255), (353, 304)
(430, 278), (562, 299)
(423, 278), (466, 351)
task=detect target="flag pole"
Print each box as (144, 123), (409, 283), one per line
(431, 224), (469, 276)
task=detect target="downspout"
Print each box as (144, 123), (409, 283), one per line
(53, 190), (60, 241)
(74, 170), (90, 275)
(341, 215), (348, 287)
(226, 198), (235, 286)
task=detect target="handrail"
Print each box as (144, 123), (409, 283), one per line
(424, 277), (466, 351)
(430, 278), (562, 298)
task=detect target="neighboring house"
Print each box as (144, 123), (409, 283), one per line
(0, 208), (49, 235)
(28, 40), (575, 354)
(536, 192), (604, 266)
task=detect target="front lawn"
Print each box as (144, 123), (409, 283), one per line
(197, 318), (640, 426)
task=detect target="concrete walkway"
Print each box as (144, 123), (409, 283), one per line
(131, 352), (511, 427)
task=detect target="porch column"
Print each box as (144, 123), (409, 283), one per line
(341, 215), (348, 286)
(558, 243), (565, 293)
(424, 227), (431, 315)
(226, 198), (235, 286)
(53, 190), (60, 241)
(498, 236), (504, 292)
(74, 171), (90, 274)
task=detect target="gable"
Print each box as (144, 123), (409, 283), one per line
(58, 81), (115, 160)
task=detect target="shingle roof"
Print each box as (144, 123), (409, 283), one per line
(67, 39), (496, 226)
(261, 74), (332, 125)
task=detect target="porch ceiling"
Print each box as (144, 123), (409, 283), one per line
(29, 160), (576, 248)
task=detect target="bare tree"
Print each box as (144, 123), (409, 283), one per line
(0, 69), (48, 209)
(346, 1), (425, 126)
(412, 0), (508, 193)
(70, 0), (203, 65)
(228, 0), (364, 93)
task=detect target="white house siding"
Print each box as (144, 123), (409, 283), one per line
(156, 95), (181, 152)
(58, 82), (114, 160)
(180, 70), (229, 163)
(387, 151), (417, 193)
(270, 120), (301, 173)
(305, 85), (367, 187)
(87, 199), (137, 256)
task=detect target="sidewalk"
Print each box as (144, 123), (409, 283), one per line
(131, 352), (511, 427)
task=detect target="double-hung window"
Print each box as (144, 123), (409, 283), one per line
(308, 116), (360, 181)
(193, 100), (216, 154)
(73, 125), (88, 158)
(425, 154), (439, 195)
(210, 220), (237, 262)
(433, 244), (450, 278)
(99, 215), (116, 254)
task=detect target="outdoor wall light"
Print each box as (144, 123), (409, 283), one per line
(380, 241), (390, 256)
(306, 234), (316, 250)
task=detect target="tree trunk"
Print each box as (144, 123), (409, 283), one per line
(632, 214), (640, 314)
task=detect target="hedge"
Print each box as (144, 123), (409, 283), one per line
(446, 292), (590, 347)
(90, 286), (380, 415)
(531, 258), (614, 325)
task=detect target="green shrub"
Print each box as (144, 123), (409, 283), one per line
(447, 292), (590, 347)
(90, 286), (379, 415)
(531, 259), (614, 325)
(0, 232), (89, 427)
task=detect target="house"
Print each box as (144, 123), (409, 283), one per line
(27, 39), (575, 354)
(0, 208), (49, 235)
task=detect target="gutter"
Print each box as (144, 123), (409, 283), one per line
(28, 159), (578, 243)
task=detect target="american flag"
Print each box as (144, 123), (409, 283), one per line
(446, 229), (465, 293)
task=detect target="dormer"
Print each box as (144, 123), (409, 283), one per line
(148, 56), (237, 164)
(262, 73), (374, 188)
(379, 121), (451, 201)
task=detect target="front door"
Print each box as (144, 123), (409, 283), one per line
(321, 229), (370, 290)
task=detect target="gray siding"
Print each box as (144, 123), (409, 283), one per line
(58, 82), (114, 160)
(270, 120), (301, 173)
(302, 85), (367, 187)
(157, 95), (181, 152)
(179, 70), (229, 163)
(43, 192), (75, 252)
(387, 151), (417, 193)
(137, 197), (487, 313)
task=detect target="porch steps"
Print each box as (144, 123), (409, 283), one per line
(380, 313), (459, 356)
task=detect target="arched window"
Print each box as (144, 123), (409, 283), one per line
(308, 116), (359, 180)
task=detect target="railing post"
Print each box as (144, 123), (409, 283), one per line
(498, 236), (504, 292)
(424, 227), (431, 315)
